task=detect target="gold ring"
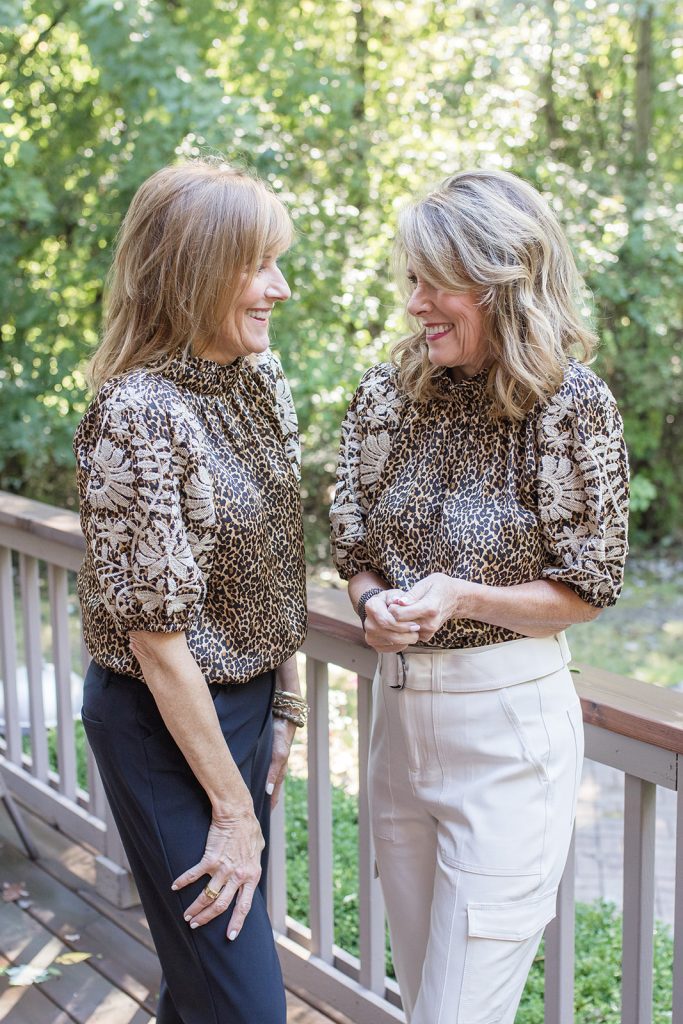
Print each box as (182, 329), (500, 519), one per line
(203, 883), (221, 901)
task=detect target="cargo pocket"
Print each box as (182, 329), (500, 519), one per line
(458, 889), (557, 1024)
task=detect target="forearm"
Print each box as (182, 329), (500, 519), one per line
(129, 631), (253, 817)
(275, 653), (302, 695)
(459, 578), (600, 636)
(347, 571), (389, 613)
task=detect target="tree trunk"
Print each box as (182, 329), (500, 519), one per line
(634, 3), (653, 169)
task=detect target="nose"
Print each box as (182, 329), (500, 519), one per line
(266, 265), (291, 302)
(406, 282), (431, 318)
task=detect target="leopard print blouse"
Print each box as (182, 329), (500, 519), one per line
(330, 359), (629, 649)
(74, 350), (307, 684)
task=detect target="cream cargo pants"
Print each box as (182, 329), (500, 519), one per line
(369, 634), (583, 1024)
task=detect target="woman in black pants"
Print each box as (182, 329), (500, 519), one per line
(74, 159), (308, 1024)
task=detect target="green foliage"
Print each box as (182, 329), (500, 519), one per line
(1, 1), (681, 541)
(519, 901), (673, 1023)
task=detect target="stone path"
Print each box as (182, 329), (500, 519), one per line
(575, 758), (676, 927)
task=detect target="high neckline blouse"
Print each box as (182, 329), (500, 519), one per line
(154, 351), (246, 395)
(74, 350), (307, 684)
(330, 359), (629, 650)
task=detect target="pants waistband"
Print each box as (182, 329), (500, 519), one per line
(380, 633), (571, 693)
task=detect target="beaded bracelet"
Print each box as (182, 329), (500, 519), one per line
(357, 587), (384, 629)
(272, 688), (309, 728)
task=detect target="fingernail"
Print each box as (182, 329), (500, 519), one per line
(184, 914), (191, 922)
(229, 930), (238, 941)
(266, 782), (274, 795)
(171, 884), (178, 891)
(190, 921), (199, 929)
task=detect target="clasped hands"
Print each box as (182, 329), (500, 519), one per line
(363, 573), (474, 653)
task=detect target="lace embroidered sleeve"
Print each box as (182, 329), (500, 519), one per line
(79, 387), (217, 631)
(535, 363), (629, 608)
(330, 363), (405, 579)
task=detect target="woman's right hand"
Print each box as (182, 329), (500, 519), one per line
(363, 589), (422, 653)
(172, 805), (265, 940)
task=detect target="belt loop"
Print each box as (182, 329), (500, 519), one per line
(556, 631), (571, 665)
(433, 652), (443, 693)
(390, 652), (407, 689)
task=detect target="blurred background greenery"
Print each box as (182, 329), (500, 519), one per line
(1, 0), (681, 561)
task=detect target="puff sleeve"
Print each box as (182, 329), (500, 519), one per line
(78, 388), (217, 632)
(330, 363), (405, 579)
(535, 364), (629, 608)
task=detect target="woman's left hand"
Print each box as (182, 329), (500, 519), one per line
(266, 717), (296, 808)
(389, 573), (475, 641)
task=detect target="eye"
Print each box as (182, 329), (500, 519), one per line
(256, 254), (275, 274)
(407, 273), (418, 287)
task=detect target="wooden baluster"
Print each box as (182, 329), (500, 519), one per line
(307, 656), (334, 961)
(544, 830), (576, 1024)
(0, 547), (21, 763)
(621, 774), (656, 1024)
(19, 555), (48, 781)
(672, 786), (683, 1024)
(358, 671), (386, 994)
(268, 792), (288, 934)
(48, 565), (76, 800)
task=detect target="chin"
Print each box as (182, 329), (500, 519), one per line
(244, 334), (271, 355)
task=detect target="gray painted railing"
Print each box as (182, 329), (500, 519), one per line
(1, 490), (682, 1024)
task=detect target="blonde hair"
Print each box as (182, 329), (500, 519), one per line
(392, 168), (597, 419)
(88, 158), (292, 390)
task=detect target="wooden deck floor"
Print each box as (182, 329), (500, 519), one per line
(0, 802), (344, 1024)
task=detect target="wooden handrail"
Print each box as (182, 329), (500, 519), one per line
(0, 492), (85, 552)
(309, 585), (683, 756)
(2, 490), (682, 756)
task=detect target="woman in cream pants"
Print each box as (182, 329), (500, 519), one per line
(370, 636), (582, 1023)
(330, 169), (629, 1021)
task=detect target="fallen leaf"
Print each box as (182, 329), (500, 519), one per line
(2, 882), (28, 903)
(54, 951), (95, 965)
(0, 965), (61, 986)
(16, 898), (33, 910)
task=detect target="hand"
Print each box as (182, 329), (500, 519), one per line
(172, 808), (265, 940)
(266, 717), (296, 808)
(363, 588), (422, 653)
(389, 573), (474, 642)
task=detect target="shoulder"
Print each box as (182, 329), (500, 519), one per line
(349, 362), (404, 426)
(75, 369), (200, 454)
(547, 359), (619, 418)
(537, 359), (621, 441)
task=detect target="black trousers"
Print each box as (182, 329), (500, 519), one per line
(82, 661), (286, 1024)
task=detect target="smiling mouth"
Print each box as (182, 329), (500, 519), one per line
(425, 323), (453, 341)
(247, 309), (272, 323)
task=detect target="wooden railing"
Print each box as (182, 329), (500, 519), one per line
(1, 490), (682, 1024)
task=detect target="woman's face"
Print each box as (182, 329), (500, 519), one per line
(204, 255), (291, 364)
(406, 266), (489, 379)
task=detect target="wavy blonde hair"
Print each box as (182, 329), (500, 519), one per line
(88, 158), (292, 391)
(392, 169), (597, 419)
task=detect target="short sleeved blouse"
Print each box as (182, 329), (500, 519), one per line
(330, 359), (629, 649)
(74, 350), (307, 684)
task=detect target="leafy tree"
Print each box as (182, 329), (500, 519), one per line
(1, 0), (681, 547)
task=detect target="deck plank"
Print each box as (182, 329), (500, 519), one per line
(0, 902), (154, 1023)
(0, 839), (159, 1012)
(0, 803), (343, 1024)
